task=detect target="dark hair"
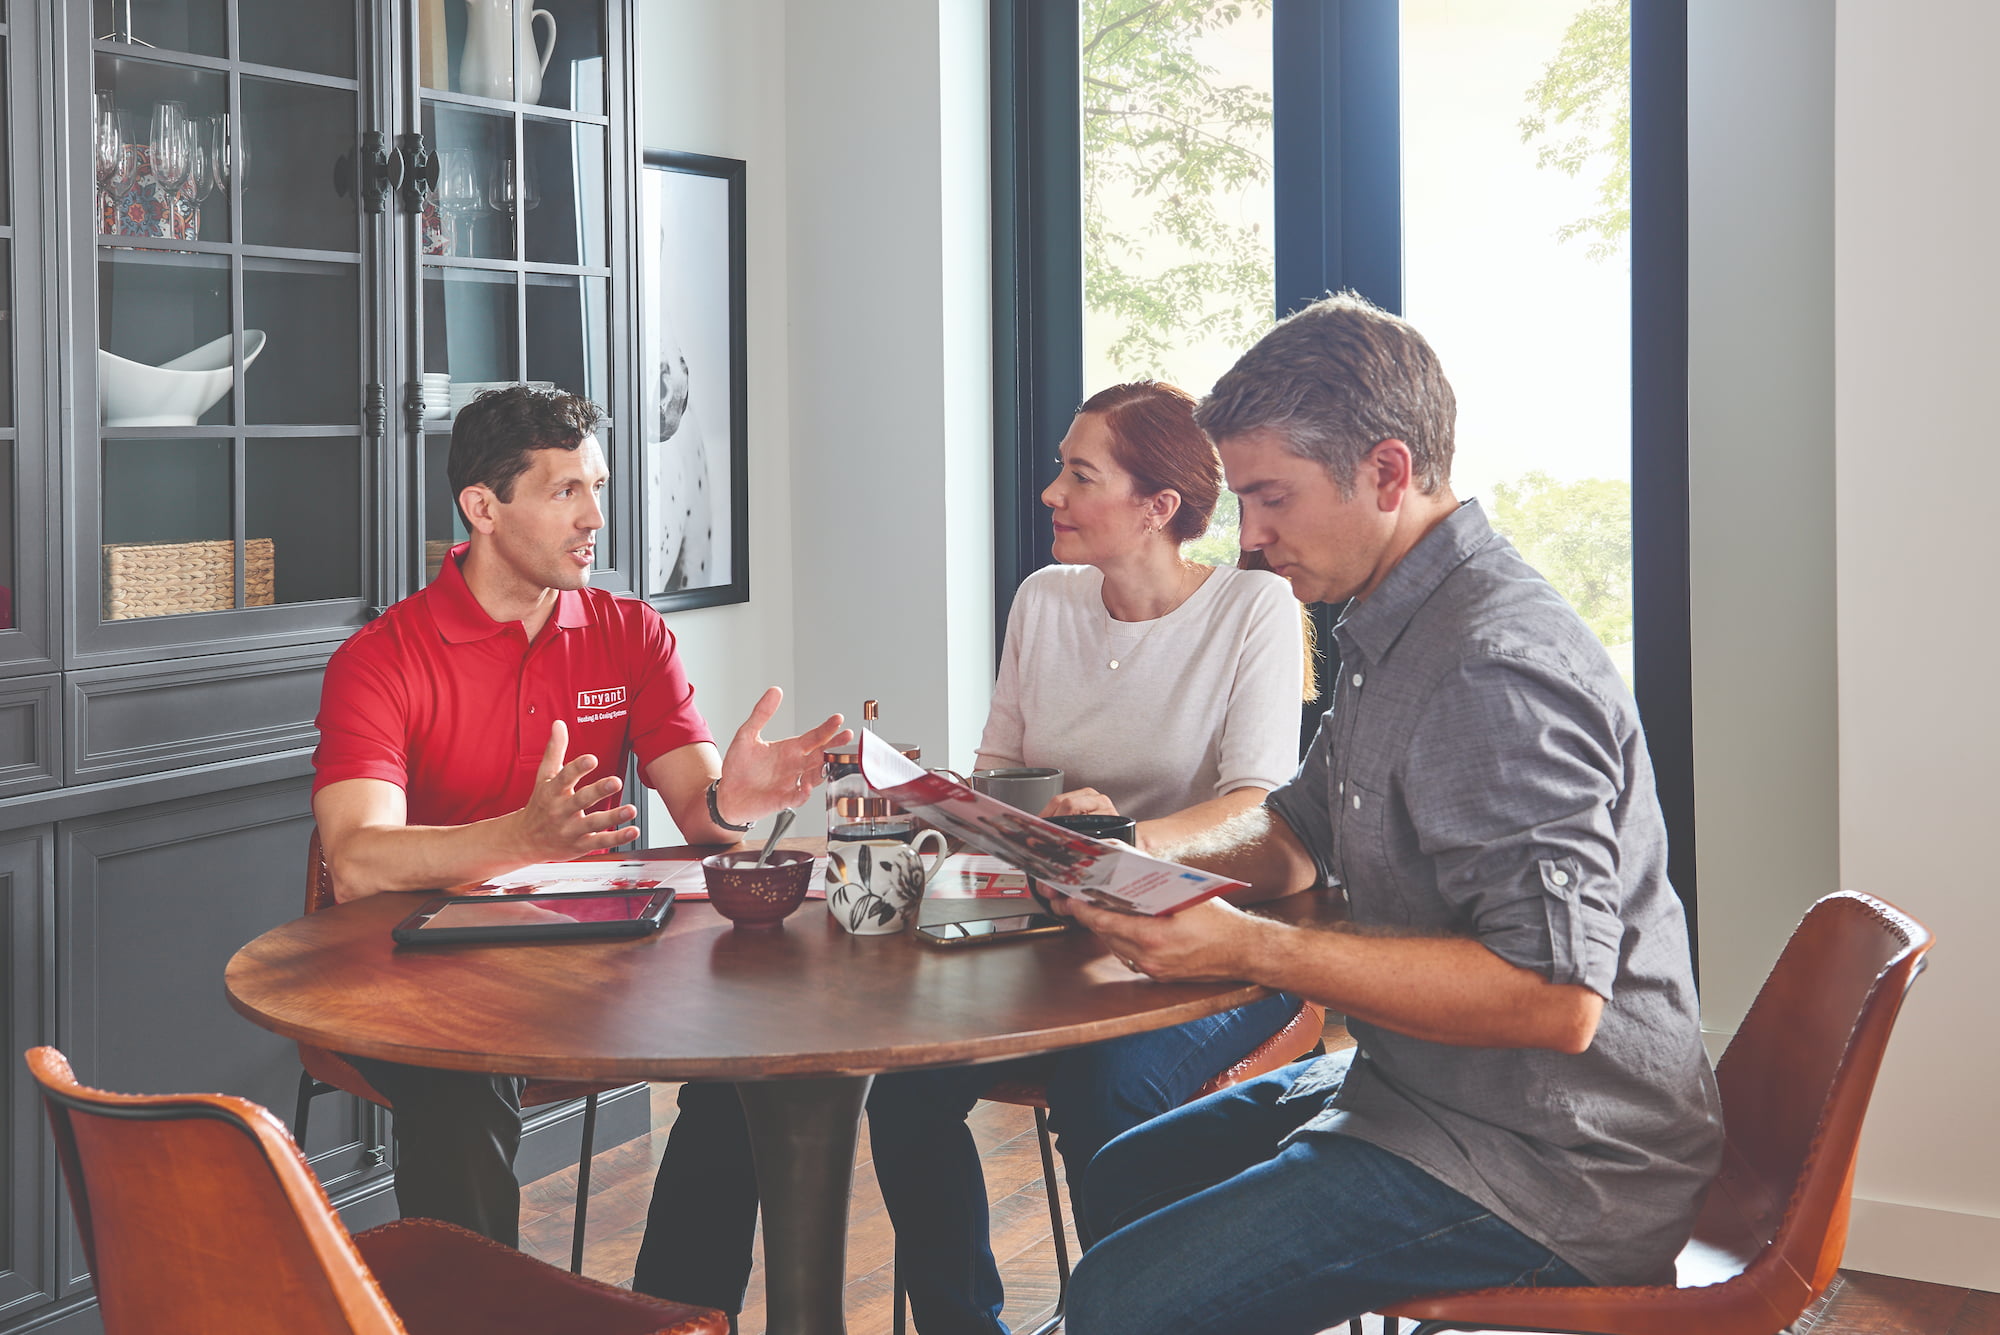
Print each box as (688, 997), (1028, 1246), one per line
(447, 386), (607, 522)
(1195, 292), (1455, 497)
(1077, 381), (1220, 544)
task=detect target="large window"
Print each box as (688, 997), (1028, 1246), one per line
(993, 0), (1695, 937)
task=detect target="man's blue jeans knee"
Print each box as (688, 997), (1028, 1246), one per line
(867, 992), (1300, 1335)
(1070, 1059), (1590, 1335)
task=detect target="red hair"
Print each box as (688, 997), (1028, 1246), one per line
(1076, 381), (1220, 544)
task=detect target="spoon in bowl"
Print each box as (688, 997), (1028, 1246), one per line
(754, 806), (797, 868)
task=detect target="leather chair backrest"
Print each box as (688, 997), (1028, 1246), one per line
(27, 1046), (405, 1335)
(1684, 891), (1932, 1301)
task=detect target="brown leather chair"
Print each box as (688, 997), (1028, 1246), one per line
(294, 828), (627, 1272)
(1377, 890), (1933, 1335)
(892, 999), (1329, 1335)
(26, 1046), (725, 1335)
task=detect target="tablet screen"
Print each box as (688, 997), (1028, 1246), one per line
(415, 892), (662, 931)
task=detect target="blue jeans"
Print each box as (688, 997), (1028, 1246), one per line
(865, 992), (1302, 1335)
(1068, 1056), (1591, 1335)
(632, 1081), (760, 1311)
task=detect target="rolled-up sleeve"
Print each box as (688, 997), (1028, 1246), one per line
(1267, 712), (1337, 887)
(1403, 650), (1628, 998)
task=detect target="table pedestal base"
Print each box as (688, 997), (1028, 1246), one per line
(738, 1074), (875, 1335)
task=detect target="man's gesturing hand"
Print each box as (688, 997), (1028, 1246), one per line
(511, 719), (640, 861)
(711, 686), (850, 828)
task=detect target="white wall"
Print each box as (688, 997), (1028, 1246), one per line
(1691, 0), (2000, 1288)
(634, 0), (801, 838)
(1826, 0), (2000, 1288)
(636, 0), (995, 840)
(783, 0), (995, 790)
(1687, 0), (1839, 1037)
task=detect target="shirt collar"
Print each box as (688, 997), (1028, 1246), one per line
(427, 542), (594, 644)
(1336, 498), (1498, 665)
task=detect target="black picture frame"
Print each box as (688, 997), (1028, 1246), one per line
(638, 149), (748, 611)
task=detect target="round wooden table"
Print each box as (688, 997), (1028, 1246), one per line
(225, 846), (1340, 1335)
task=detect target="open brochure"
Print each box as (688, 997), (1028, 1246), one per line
(858, 729), (1243, 915)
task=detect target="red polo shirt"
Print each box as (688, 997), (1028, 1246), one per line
(311, 544), (712, 827)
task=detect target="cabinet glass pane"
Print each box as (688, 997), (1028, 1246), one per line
(242, 77), (359, 253)
(0, 48), (10, 226)
(247, 437), (362, 603)
(241, 0), (357, 81)
(421, 431), (467, 584)
(525, 273), (606, 409)
(98, 251), (233, 428)
(0, 445), (12, 631)
(522, 119), (604, 266)
(244, 260), (358, 424)
(0, 241), (12, 428)
(537, 0), (606, 116)
(92, 0), (225, 59)
(95, 55), (231, 245)
(424, 267), (518, 393)
(425, 104), (515, 260)
(100, 438), (247, 621)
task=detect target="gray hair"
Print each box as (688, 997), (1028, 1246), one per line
(1195, 292), (1456, 496)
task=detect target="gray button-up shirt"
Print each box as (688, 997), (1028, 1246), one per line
(1266, 499), (1722, 1285)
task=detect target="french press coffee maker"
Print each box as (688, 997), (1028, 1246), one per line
(822, 700), (924, 841)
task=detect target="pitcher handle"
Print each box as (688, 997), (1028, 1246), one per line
(910, 828), (950, 887)
(531, 9), (558, 77)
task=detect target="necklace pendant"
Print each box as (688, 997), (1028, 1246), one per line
(1108, 659), (1121, 670)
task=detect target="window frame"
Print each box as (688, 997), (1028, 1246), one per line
(990, 0), (1697, 950)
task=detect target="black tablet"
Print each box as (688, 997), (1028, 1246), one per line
(391, 889), (675, 945)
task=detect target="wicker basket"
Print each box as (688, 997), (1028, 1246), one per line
(424, 538), (455, 585)
(103, 538), (276, 620)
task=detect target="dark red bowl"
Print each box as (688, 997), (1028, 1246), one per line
(701, 849), (814, 928)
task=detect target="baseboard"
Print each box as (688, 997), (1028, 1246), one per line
(1843, 1196), (2000, 1290)
(514, 1081), (652, 1187)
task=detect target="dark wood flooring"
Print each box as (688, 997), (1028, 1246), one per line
(518, 1042), (1997, 1335)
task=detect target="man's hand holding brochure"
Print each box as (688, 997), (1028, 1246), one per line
(858, 729), (1244, 915)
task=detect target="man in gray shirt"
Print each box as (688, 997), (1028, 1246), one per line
(1059, 294), (1722, 1335)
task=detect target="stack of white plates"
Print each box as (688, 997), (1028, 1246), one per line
(448, 380), (513, 414)
(420, 372), (452, 420)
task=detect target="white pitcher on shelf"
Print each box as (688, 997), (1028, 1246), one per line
(458, 0), (557, 105)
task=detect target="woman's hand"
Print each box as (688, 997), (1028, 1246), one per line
(1041, 788), (1119, 819)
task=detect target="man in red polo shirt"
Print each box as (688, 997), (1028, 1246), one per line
(312, 385), (844, 1248)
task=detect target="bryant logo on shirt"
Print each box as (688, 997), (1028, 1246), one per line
(576, 687), (628, 723)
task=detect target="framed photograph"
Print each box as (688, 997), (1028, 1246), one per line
(638, 149), (748, 609)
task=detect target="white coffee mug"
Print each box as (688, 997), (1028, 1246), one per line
(826, 829), (948, 935)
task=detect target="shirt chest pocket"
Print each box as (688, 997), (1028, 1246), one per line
(1337, 776), (1417, 928)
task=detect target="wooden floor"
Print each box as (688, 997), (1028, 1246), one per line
(519, 1083), (1999, 1335)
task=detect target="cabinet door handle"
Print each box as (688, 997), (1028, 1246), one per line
(398, 132), (439, 214)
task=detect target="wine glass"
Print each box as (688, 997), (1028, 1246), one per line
(93, 93), (135, 233)
(436, 149), (483, 257)
(487, 159), (519, 217)
(205, 113), (233, 198)
(149, 101), (192, 237)
(184, 121), (213, 240)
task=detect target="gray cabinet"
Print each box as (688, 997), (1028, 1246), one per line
(0, 1), (646, 1328)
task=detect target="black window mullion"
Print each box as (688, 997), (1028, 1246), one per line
(1631, 0), (1697, 967)
(990, 0), (1081, 650)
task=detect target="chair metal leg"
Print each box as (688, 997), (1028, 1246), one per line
(569, 1092), (599, 1274)
(892, 1269), (907, 1335)
(1020, 1106), (1069, 1335)
(292, 1069), (327, 1146)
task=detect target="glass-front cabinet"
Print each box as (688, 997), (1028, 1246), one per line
(71, 0), (380, 658)
(0, 0), (51, 673)
(405, 0), (626, 591)
(57, 0), (634, 659)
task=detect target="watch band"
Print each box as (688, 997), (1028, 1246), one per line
(706, 777), (755, 833)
